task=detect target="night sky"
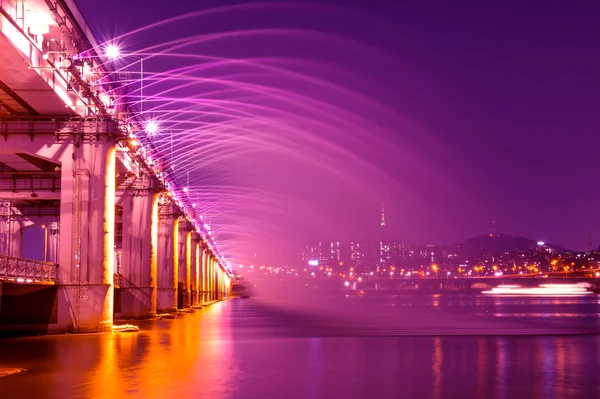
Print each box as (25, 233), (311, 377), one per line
(74, 0), (600, 265)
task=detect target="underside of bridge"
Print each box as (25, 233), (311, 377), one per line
(0, 0), (230, 335)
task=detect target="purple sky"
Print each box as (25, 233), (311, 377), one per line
(75, 0), (600, 265)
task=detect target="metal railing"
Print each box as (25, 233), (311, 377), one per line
(0, 255), (58, 283)
(114, 273), (155, 310)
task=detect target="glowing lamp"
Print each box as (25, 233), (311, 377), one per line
(105, 44), (120, 59)
(28, 11), (52, 35)
(145, 120), (159, 135)
(29, 24), (50, 35)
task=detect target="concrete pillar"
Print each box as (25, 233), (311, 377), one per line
(157, 205), (179, 312)
(210, 253), (217, 301)
(200, 245), (207, 303)
(184, 229), (192, 308)
(9, 220), (22, 258)
(191, 234), (200, 306)
(119, 191), (158, 318)
(0, 219), (7, 256)
(207, 253), (212, 301)
(0, 217), (23, 258)
(56, 139), (116, 333)
(217, 266), (224, 299)
(47, 222), (60, 264)
(178, 221), (192, 309)
(224, 274), (230, 298)
(0, 204), (28, 258)
(215, 263), (221, 300)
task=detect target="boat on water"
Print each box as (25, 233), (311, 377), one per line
(482, 283), (595, 296)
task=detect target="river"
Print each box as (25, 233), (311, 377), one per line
(1, 293), (599, 398)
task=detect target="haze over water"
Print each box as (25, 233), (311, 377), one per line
(70, 0), (600, 267)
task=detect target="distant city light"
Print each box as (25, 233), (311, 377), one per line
(537, 241), (545, 246)
(308, 259), (319, 266)
(344, 281), (350, 287)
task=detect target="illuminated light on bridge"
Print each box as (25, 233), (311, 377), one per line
(145, 120), (159, 135)
(482, 284), (592, 296)
(105, 44), (121, 60)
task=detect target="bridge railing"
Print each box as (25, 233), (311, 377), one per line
(0, 256), (58, 283)
(114, 273), (156, 310)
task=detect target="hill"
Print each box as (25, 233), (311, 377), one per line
(455, 234), (570, 257)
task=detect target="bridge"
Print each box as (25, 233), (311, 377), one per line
(0, 0), (231, 334)
(347, 276), (600, 293)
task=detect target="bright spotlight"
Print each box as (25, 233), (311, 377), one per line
(105, 44), (120, 59)
(145, 120), (159, 135)
(183, 187), (188, 193)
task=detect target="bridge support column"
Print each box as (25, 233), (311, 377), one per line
(157, 205), (179, 312)
(47, 222), (60, 264)
(56, 139), (116, 333)
(178, 220), (192, 309)
(207, 253), (212, 301)
(191, 233), (200, 307)
(0, 217), (29, 258)
(210, 254), (216, 301)
(216, 264), (222, 300)
(200, 244), (207, 303)
(118, 191), (158, 319)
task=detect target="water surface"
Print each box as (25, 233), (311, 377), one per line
(1, 294), (599, 398)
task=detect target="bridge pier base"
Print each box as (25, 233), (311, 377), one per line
(178, 222), (192, 309)
(157, 206), (179, 313)
(117, 191), (158, 319)
(54, 284), (113, 333)
(55, 138), (116, 333)
(191, 234), (201, 307)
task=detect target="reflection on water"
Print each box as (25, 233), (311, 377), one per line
(0, 295), (599, 398)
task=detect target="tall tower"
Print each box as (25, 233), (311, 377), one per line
(380, 202), (386, 227)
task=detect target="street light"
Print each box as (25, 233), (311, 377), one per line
(105, 44), (120, 60)
(104, 44), (145, 113)
(145, 120), (159, 135)
(41, 224), (48, 262)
